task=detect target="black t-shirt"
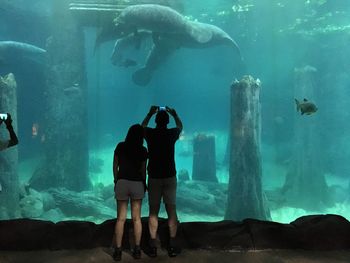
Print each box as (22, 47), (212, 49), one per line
(114, 142), (148, 181)
(144, 127), (181, 178)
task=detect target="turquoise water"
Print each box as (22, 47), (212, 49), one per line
(1, 0), (350, 223)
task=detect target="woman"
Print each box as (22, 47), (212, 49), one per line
(113, 124), (147, 261)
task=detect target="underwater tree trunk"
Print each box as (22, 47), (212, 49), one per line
(30, 0), (91, 191)
(0, 73), (20, 219)
(225, 75), (270, 221)
(282, 66), (331, 209)
(192, 134), (217, 182)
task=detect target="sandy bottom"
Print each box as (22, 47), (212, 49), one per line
(0, 248), (350, 263)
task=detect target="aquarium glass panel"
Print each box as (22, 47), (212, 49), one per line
(0, 0), (349, 223)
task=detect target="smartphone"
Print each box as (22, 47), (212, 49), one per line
(159, 106), (166, 111)
(0, 113), (8, 120)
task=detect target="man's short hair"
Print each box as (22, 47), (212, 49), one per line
(155, 110), (169, 126)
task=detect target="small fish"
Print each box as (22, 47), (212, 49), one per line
(295, 98), (318, 115)
(32, 123), (39, 137)
(63, 84), (81, 96)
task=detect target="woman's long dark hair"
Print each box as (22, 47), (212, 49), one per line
(124, 124), (144, 153)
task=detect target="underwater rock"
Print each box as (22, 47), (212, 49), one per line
(89, 157), (104, 174)
(41, 192), (56, 211)
(0, 215), (350, 251)
(177, 181), (226, 216)
(19, 195), (44, 218)
(41, 208), (65, 223)
(98, 184), (115, 201)
(0, 207), (10, 220)
(177, 169), (190, 181)
(18, 183), (30, 199)
(48, 188), (115, 218)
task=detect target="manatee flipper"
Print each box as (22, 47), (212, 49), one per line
(186, 21), (213, 44)
(132, 67), (152, 86)
(295, 99), (300, 112)
(132, 40), (177, 86)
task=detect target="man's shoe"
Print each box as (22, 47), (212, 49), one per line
(168, 246), (177, 257)
(148, 246), (157, 258)
(133, 245), (141, 259)
(113, 247), (122, 261)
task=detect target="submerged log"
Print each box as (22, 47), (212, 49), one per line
(225, 75), (270, 221)
(30, 0), (91, 191)
(0, 73), (19, 219)
(282, 66), (331, 209)
(192, 134), (217, 182)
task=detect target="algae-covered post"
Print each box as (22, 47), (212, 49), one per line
(281, 66), (331, 209)
(192, 134), (217, 182)
(0, 73), (19, 219)
(30, 0), (91, 191)
(225, 75), (270, 221)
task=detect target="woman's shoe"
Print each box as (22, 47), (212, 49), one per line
(133, 245), (141, 259)
(113, 247), (122, 261)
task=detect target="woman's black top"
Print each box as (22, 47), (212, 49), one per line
(114, 142), (148, 181)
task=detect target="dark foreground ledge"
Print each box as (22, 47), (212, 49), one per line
(1, 214), (350, 251)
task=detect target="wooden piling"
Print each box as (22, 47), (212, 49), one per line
(192, 134), (217, 182)
(281, 66), (331, 209)
(30, 0), (91, 191)
(225, 75), (270, 221)
(0, 73), (19, 219)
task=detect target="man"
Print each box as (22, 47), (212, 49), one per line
(141, 105), (183, 257)
(0, 113), (18, 192)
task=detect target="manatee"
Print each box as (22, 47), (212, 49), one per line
(111, 4), (242, 86)
(114, 4), (187, 34)
(0, 41), (46, 66)
(132, 36), (178, 86)
(111, 31), (152, 66)
(94, 1), (184, 52)
(132, 21), (242, 86)
(114, 4), (241, 52)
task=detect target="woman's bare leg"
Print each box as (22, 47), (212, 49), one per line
(131, 199), (143, 246)
(115, 200), (128, 248)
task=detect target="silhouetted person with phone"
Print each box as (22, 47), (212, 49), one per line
(141, 106), (183, 257)
(0, 113), (18, 151)
(113, 124), (148, 261)
(0, 113), (18, 193)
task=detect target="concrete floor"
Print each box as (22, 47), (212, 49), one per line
(0, 248), (350, 263)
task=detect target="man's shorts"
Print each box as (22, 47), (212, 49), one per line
(148, 176), (177, 205)
(115, 179), (145, 201)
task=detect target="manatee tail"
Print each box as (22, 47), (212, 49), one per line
(132, 67), (153, 86)
(295, 99), (300, 112)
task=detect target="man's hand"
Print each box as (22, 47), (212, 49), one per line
(166, 106), (183, 131)
(4, 113), (13, 128)
(142, 106), (158, 127)
(148, 105), (158, 115)
(166, 106), (177, 117)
